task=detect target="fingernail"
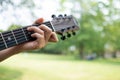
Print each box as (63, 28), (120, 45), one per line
(41, 24), (46, 26)
(27, 27), (30, 30)
(38, 24), (46, 28)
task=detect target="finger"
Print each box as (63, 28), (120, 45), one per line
(39, 25), (52, 42)
(34, 18), (44, 24)
(49, 32), (58, 42)
(27, 26), (44, 35)
(31, 33), (45, 48)
(31, 33), (43, 40)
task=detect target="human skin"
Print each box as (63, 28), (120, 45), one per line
(0, 18), (58, 62)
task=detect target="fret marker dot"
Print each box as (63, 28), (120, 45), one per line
(8, 37), (12, 41)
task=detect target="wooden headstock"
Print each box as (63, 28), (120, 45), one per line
(51, 14), (79, 40)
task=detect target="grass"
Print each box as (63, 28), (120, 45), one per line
(0, 66), (22, 80)
(0, 53), (120, 80)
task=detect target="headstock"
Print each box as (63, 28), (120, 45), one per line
(51, 14), (79, 40)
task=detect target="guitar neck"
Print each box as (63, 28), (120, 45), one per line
(0, 21), (54, 51)
(0, 15), (80, 51)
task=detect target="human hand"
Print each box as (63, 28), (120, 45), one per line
(0, 18), (58, 61)
(16, 18), (58, 51)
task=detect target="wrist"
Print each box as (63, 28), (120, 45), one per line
(11, 45), (24, 54)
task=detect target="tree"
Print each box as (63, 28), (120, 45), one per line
(7, 24), (21, 30)
(59, 0), (120, 59)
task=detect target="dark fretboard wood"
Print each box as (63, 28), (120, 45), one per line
(2, 31), (17, 48)
(0, 15), (80, 51)
(0, 33), (6, 50)
(0, 21), (54, 51)
(13, 28), (28, 44)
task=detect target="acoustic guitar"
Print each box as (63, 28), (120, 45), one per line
(0, 14), (79, 51)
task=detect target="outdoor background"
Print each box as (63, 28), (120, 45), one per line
(0, 0), (120, 80)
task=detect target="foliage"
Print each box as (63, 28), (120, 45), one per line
(56, 0), (120, 59)
(7, 24), (21, 30)
(0, 0), (120, 59)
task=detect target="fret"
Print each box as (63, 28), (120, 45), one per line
(2, 31), (17, 48)
(0, 32), (8, 48)
(0, 42), (6, 50)
(43, 21), (55, 31)
(31, 21), (54, 31)
(0, 37), (3, 42)
(21, 28), (28, 41)
(14, 36), (27, 44)
(13, 29), (26, 37)
(11, 30), (18, 44)
(13, 28), (28, 37)
(0, 33), (6, 50)
(22, 27), (35, 41)
(0, 15), (79, 51)
(13, 28), (28, 44)
(22, 22), (54, 41)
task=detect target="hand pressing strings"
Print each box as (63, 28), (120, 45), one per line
(17, 18), (58, 51)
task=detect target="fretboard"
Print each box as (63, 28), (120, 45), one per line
(0, 21), (54, 51)
(0, 15), (80, 51)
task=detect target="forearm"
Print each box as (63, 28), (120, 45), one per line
(0, 46), (23, 62)
(0, 18), (58, 62)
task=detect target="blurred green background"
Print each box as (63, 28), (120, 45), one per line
(0, 0), (120, 80)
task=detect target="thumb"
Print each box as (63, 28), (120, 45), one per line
(34, 18), (44, 24)
(49, 32), (58, 42)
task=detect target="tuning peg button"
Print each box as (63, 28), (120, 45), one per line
(72, 31), (76, 35)
(67, 33), (71, 38)
(64, 14), (67, 17)
(61, 29), (65, 32)
(58, 14), (63, 17)
(51, 14), (56, 18)
(67, 27), (70, 30)
(61, 35), (66, 40)
(72, 26), (75, 28)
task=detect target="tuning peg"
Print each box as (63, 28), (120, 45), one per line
(72, 31), (76, 35)
(61, 35), (66, 40)
(51, 14), (56, 18)
(64, 14), (67, 17)
(61, 29), (65, 32)
(67, 27), (70, 30)
(58, 14), (63, 18)
(67, 33), (71, 38)
(72, 26), (75, 28)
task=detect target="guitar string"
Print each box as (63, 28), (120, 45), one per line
(1, 29), (32, 44)
(0, 30), (33, 49)
(0, 22), (52, 38)
(0, 26), (53, 45)
(1, 23), (59, 47)
(0, 22), (53, 47)
(0, 37), (28, 49)
(0, 20), (72, 43)
(0, 28), (28, 41)
(0, 20), (76, 50)
(0, 29), (34, 42)
(0, 26), (36, 48)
